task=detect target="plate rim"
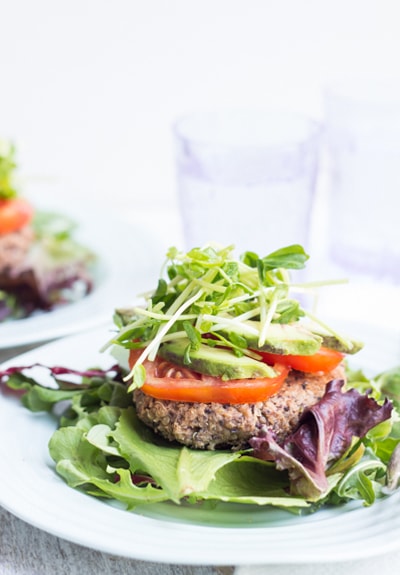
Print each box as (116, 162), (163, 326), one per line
(1, 327), (400, 565)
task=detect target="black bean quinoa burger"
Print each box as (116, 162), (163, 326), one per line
(108, 243), (365, 452)
(132, 363), (346, 450)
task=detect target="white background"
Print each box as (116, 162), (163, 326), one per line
(1, 0), (400, 213)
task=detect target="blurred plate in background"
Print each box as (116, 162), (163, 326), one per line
(0, 202), (165, 349)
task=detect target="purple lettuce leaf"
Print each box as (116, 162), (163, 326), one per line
(249, 379), (393, 500)
(0, 363), (120, 381)
(0, 363), (123, 398)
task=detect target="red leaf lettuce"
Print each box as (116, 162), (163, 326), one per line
(249, 379), (393, 500)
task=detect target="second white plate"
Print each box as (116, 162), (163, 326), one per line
(0, 206), (165, 349)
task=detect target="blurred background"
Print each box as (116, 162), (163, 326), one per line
(1, 0), (400, 214)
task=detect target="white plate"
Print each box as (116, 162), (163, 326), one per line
(0, 203), (165, 349)
(1, 326), (400, 565)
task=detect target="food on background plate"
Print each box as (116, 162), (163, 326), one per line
(0, 140), (95, 321)
(1, 243), (400, 514)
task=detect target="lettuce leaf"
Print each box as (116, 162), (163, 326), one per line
(49, 406), (311, 510)
(3, 363), (399, 512)
(249, 379), (393, 500)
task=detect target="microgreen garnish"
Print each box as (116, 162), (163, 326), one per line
(103, 243), (359, 386)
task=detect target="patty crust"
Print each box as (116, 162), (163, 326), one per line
(133, 364), (346, 450)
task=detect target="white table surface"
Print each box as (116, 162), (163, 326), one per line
(2, 205), (400, 574)
(0, 502), (233, 575)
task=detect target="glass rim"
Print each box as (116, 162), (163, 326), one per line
(173, 108), (321, 150)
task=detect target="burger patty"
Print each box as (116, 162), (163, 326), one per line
(133, 364), (346, 450)
(0, 231), (93, 314)
(0, 225), (34, 272)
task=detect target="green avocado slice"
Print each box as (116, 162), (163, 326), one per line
(307, 325), (364, 354)
(158, 340), (277, 380)
(218, 321), (323, 356)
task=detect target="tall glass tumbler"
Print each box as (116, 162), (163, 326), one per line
(325, 81), (400, 282)
(173, 110), (321, 258)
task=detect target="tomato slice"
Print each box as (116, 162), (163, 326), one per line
(128, 349), (288, 404)
(256, 347), (344, 374)
(0, 198), (34, 234)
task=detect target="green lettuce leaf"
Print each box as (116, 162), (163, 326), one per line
(5, 358), (400, 514)
(111, 408), (241, 503)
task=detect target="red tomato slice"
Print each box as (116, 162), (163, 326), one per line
(0, 198), (34, 234)
(128, 349), (289, 404)
(256, 347), (344, 374)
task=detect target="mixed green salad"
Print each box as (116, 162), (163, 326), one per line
(1, 243), (400, 515)
(0, 140), (96, 321)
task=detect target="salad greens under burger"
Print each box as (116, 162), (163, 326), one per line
(0, 140), (95, 321)
(2, 243), (400, 514)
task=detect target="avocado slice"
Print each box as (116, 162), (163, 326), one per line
(218, 321), (323, 356)
(307, 325), (364, 354)
(158, 339), (277, 380)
